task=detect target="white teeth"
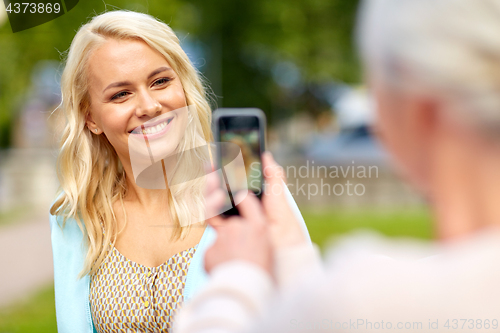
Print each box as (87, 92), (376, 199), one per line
(139, 119), (170, 135)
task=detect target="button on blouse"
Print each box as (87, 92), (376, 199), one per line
(89, 244), (198, 332)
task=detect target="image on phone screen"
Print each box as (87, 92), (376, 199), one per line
(219, 116), (263, 198)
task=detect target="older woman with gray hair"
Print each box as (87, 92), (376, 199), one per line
(172, 0), (500, 332)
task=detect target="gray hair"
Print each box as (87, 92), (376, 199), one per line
(357, 0), (500, 133)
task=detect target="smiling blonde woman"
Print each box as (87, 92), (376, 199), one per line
(49, 9), (311, 333)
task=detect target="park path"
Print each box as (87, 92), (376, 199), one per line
(0, 211), (54, 308)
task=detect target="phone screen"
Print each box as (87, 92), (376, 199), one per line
(218, 115), (263, 198)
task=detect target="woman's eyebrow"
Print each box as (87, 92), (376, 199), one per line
(102, 66), (173, 93)
(147, 66), (172, 80)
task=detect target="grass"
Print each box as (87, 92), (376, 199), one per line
(0, 206), (35, 229)
(302, 206), (434, 250)
(0, 206), (433, 332)
(0, 284), (57, 333)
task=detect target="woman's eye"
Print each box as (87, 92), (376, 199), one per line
(111, 91), (129, 100)
(153, 77), (171, 86)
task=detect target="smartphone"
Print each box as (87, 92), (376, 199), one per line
(212, 108), (267, 216)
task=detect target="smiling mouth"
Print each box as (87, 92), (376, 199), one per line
(130, 117), (173, 135)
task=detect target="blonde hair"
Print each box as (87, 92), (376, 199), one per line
(50, 10), (213, 278)
(357, 0), (500, 135)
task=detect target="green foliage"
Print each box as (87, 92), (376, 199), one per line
(0, 0), (361, 147)
(186, 0), (362, 118)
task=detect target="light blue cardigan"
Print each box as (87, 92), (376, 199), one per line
(49, 186), (310, 333)
(49, 213), (217, 333)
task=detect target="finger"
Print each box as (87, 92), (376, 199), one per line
(206, 214), (243, 233)
(205, 188), (226, 218)
(261, 152), (286, 198)
(203, 160), (214, 174)
(262, 151), (286, 184)
(203, 172), (221, 198)
(206, 212), (226, 230)
(234, 191), (267, 227)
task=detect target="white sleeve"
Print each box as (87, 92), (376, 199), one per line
(273, 242), (324, 293)
(173, 260), (275, 333)
(283, 180), (312, 244)
(176, 230), (500, 333)
(276, 180), (323, 291)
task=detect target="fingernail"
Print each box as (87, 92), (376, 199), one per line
(235, 190), (249, 202)
(264, 151), (273, 160)
(204, 161), (213, 173)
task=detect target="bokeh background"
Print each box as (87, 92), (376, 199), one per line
(0, 0), (432, 331)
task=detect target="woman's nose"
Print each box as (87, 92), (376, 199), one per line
(135, 88), (161, 118)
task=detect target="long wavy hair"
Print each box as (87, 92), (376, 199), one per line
(50, 10), (214, 278)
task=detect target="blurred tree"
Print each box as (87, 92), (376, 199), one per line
(0, 0), (360, 148)
(187, 0), (361, 122)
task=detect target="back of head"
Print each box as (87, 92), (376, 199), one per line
(357, 0), (500, 136)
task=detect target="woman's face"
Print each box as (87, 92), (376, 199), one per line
(86, 38), (188, 168)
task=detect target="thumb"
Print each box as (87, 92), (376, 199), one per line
(206, 213), (226, 231)
(262, 151), (287, 185)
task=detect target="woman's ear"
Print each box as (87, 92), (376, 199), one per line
(86, 112), (101, 134)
